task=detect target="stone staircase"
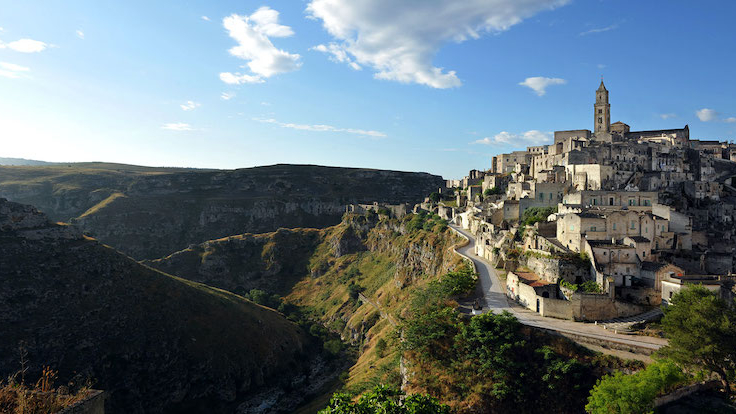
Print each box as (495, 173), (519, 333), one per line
(597, 308), (663, 333)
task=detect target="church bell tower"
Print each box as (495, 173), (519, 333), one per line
(594, 80), (610, 133)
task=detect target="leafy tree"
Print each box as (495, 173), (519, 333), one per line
(585, 360), (687, 414)
(437, 265), (478, 297)
(657, 285), (736, 396)
(319, 385), (450, 414)
(428, 192), (441, 203)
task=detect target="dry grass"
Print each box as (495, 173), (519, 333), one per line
(0, 367), (91, 414)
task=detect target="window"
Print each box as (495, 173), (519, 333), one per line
(591, 226), (596, 232)
(539, 193), (544, 200)
(629, 199), (635, 206)
(662, 225), (666, 232)
(592, 198), (597, 205)
(598, 117), (603, 123)
(643, 199), (651, 206)
(598, 109), (602, 114)
(630, 220), (636, 229)
(613, 223), (617, 230)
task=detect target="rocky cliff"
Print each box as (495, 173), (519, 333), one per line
(0, 198), (332, 414)
(0, 163), (444, 259)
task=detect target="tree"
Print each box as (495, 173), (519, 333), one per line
(484, 187), (503, 197)
(319, 385), (450, 414)
(585, 360), (687, 414)
(657, 285), (736, 396)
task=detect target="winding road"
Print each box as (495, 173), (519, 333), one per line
(450, 225), (668, 356)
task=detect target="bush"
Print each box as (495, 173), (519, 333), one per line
(348, 283), (365, 300)
(375, 338), (387, 358)
(319, 385), (450, 414)
(438, 265), (478, 297)
(484, 187), (503, 196)
(323, 339), (343, 357)
(586, 360), (688, 414)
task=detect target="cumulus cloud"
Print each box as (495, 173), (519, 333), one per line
(219, 7), (301, 84)
(220, 92), (236, 100)
(473, 130), (552, 145)
(76, 30), (85, 39)
(579, 24), (618, 36)
(180, 100), (200, 111)
(696, 108), (718, 122)
(201, 16), (211, 22)
(660, 113), (676, 119)
(306, 0), (568, 89)
(254, 117), (386, 138)
(161, 123), (193, 131)
(0, 38), (48, 53)
(518, 77), (566, 96)
(0, 61), (30, 79)
(725, 117), (736, 123)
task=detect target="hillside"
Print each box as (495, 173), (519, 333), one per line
(0, 198), (333, 414)
(147, 211), (466, 397)
(0, 163), (444, 259)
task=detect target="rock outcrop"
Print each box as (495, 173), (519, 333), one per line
(0, 198), (328, 414)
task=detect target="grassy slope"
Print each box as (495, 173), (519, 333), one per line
(0, 221), (319, 413)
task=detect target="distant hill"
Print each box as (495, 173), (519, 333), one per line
(0, 157), (54, 166)
(0, 198), (330, 413)
(0, 163), (444, 259)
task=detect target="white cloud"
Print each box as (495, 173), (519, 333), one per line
(725, 117), (736, 123)
(660, 113), (676, 119)
(76, 30), (85, 39)
(696, 108), (718, 122)
(0, 61), (30, 79)
(473, 130), (552, 145)
(180, 100), (200, 111)
(161, 123), (193, 131)
(306, 0), (568, 89)
(518, 77), (566, 96)
(220, 92), (236, 100)
(254, 117), (386, 138)
(597, 63), (606, 69)
(311, 43), (361, 70)
(219, 7), (301, 85)
(579, 24), (618, 36)
(201, 16), (211, 22)
(0, 38), (48, 53)
(260, 101), (272, 106)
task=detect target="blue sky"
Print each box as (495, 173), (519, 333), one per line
(1, 0), (735, 179)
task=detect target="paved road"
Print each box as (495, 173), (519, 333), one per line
(451, 225), (668, 353)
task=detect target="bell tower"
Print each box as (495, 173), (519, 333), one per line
(594, 80), (610, 133)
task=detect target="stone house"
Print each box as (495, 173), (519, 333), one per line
(506, 270), (558, 312)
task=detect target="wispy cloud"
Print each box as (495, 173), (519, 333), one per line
(220, 92), (235, 100)
(473, 130), (551, 145)
(254, 117), (386, 138)
(161, 123), (193, 131)
(580, 23), (618, 36)
(76, 30), (85, 39)
(201, 16), (211, 22)
(660, 113), (676, 120)
(0, 38), (48, 53)
(0, 61), (30, 79)
(219, 7), (301, 85)
(518, 77), (566, 96)
(725, 117), (736, 123)
(307, 0), (570, 89)
(180, 100), (200, 111)
(696, 108), (718, 122)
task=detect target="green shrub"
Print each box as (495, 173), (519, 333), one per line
(375, 338), (387, 358)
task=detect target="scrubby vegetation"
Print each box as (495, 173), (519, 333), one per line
(520, 206), (557, 226)
(319, 385), (450, 414)
(404, 211), (448, 233)
(560, 279), (602, 293)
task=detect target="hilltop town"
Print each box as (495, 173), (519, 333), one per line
(413, 81), (736, 323)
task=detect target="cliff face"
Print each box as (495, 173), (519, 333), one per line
(0, 199), (329, 414)
(0, 163), (444, 259)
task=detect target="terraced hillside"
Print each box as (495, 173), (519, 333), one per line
(0, 198), (333, 414)
(0, 163), (444, 259)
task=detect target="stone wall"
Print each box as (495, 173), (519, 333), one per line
(58, 390), (106, 414)
(539, 297), (574, 319)
(522, 254), (590, 284)
(571, 293), (649, 321)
